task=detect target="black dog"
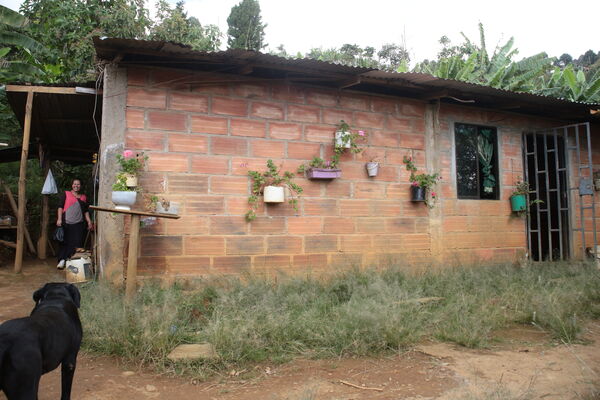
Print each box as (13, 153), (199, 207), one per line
(0, 283), (82, 400)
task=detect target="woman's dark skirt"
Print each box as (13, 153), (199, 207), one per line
(57, 221), (86, 261)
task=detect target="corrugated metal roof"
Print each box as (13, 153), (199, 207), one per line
(93, 37), (599, 122)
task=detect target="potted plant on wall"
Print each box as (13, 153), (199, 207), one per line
(112, 173), (137, 210)
(298, 157), (342, 179)
(116, 150), (148, 188)
(403, 155), (442, 208)
(510, 180), (530, 212)
(246, 159), (303, 221)
(366, 156), (380, 177)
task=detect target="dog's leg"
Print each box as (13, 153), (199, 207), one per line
(59, 354), (78, 400)
(1, 362), (41, 400)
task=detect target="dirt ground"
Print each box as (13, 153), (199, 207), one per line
(1, 259), (599, 400)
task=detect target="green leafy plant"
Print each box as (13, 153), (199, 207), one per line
(512, 180), (530, 196)
(112, 173), (133, 191)
(403, 155), (442, 208)
(297, 157), (338, 173)
(116, 150), (148, 175)
(246, 159), (303, 221)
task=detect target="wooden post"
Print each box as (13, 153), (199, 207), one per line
(125, 214), (140, 300)
(15, 90), (33, 273)
(3, 183), (36, 255)
(37, 157), (51, 259)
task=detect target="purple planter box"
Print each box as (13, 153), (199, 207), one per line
(306, 168), (342, 179)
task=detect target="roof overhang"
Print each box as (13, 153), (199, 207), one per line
(94, 37), (600, 123)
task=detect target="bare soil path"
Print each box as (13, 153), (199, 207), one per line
(1, 260), (599, 399)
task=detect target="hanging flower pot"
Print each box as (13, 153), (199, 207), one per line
(124, 173), (138, 187)
(410, 185), (426, 202)
(263, 186), (285, 203)
(335, 130), (352, 148)
(112, 191), (137, 210)
(366, 162), (379, 177)
(510, 194), (527, 212)
(307, 168), (342, 179)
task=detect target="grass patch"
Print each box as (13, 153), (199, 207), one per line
(79, 261), (600, 376)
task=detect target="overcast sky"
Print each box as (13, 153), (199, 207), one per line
(3, 0), (599, 64)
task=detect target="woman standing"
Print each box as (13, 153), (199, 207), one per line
(56, 178), (92, 269)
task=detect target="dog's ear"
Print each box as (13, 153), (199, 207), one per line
(33, 284), (47, 305)
(67, 284), (81, 308)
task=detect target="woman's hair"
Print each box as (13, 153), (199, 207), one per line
(71, 178), (82, 185)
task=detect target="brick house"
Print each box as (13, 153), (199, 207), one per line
(94, 38), (600, 281)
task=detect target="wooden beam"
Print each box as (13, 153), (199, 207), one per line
(3, 183), (35, 255)
(125, 214), (141, 300)
(37, 157), (50, 259)
(0, 240), (17, 249)
(5, 85), (78, 94)
(15, 90), (33, 273)
(339, 77), (362, 89)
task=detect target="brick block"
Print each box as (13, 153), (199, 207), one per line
(210, 176), (248, 195)
(442, 216), (469, 232)
(267, 236), (303, 254)
(371, 98), (398, 113)
(231, 119), (266, 138)
(399, 133), (426, 150)
(340, 235), (372, 252)
(269, 122), (302, 140)
(184, 236), (225, 255)
(386, 116), (413, 132)
(340, 94), (370, 111)
(141, 236), (182, 256)
(385, 218), (416, 233)
(266, 202), (300, 217)
(304, 198), (338, 216)
(293, 254), (328, 268)
(305, 125), (335, 143)
(305, 89), (338, 107)
(287, 142), (320, 160)
(331, 253), (363, 267)
(212, 97), (248, 116)
(400, 233), (430, 250)
(150, 69), (192, 89)
(191, 115), (228, 135)
(125, 130), (165, 151)
(325, 180), (352, 197)
(413, 119), (426, 134)
(340, 200), (371, 216)
(400, 102), (426, 117)
(167, 257), (211, 275)
(322, 109), (354, 125)
(167, 174), (208, 194)
(253, 255), (291, 270)
(323, 217), (355, 234)
(148, 153), (189, 172)
(250, 101), (284, 119)
(191, 156), (229, 174)
(226, 236), (265, 255)
(192, 82), (230, 96)
(166, 216), (208, 235)
(354, 182), (386, 199)
(168, 133), (208, 153)
(138, 173), (166, 193)
(169, 92), (209, 113)
(186, 196), (225, 214)
(210, 216), (247, 235)
(371, 131), (400, 147)
(288, 105), (320, 123)
(213, 256), (251, 274)
(250, 217), (286, 234)
(368, 201), (401, 217)
(127, 68), (148, 86)
(127, 88), (166, 109)
(127, 109), (145, 129)
(227, 197), (263, 215)
(386, 184), (411, 200)
(295, 179), (322, 196)
(251, 140), (285, 158)
(232, 83), (268, 99)
(137, 256), (167, 275)
(231, 157), (270, 176)
(287, 217), (322, 234)
(305, 235), (338, 253)
(148, 111), (186, 131)
(355, 112), (385, 129)
(211, 137), (248, 156)
(271, 83), (305, 103)
(357, 218), (386, 233)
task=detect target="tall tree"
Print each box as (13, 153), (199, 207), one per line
(150, 0), (221, 51)
(226, 0), (266, 51)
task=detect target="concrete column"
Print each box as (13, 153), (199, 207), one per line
(97, 64), (127, 284)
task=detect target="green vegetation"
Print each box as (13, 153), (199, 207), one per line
(226, 0), (267, 51)
(80, 262), (600, 377)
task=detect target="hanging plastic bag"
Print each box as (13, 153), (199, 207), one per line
(41, 169), (58, 194)
(53, 226), (64, 242)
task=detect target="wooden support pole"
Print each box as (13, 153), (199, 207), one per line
(14, 91), (33, 274)
(0, 240), (17, 249)
(37, 157), (51, 259)
(125, 214), (140, 300)
(3, 183), (36, 255)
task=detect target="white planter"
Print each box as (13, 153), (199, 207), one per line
(124, 173), (138, 187)
(112, 191), (137, 211)
(263, 186), (284, 203)
(366, 162), (379, 177)
(157, 201), (180, 215)
(335, 130), (352, 148)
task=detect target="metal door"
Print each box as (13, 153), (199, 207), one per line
(522, 123), (597, 261)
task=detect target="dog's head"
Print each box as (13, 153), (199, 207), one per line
(33, 282), (81, 308)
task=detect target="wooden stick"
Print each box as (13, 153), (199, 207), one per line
(0, 240), (17, 248)
(339, 380), (383, 392)
(125, 214), (141, 300)
(37, 157), (50, 259)
(15, 91), (33, 273)
(3, 183), (36, 255)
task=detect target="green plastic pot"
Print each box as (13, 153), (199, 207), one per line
(510, 194), (527, 212)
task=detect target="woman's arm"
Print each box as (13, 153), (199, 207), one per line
(57, 207), (63, 226)
(85, 211), (92, 230)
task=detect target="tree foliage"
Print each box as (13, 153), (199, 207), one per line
(227, 0), (266, 51)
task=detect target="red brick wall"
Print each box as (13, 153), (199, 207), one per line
(121, 66), (570, 277)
